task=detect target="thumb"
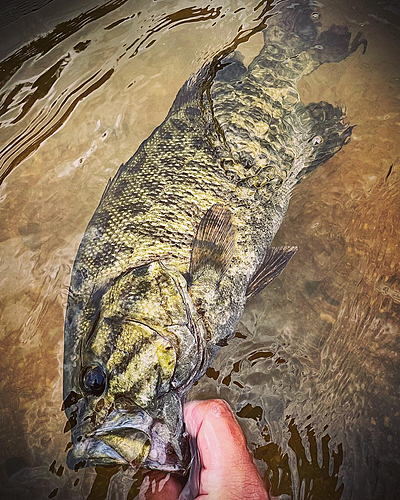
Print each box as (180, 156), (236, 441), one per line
(184, 399), (269, 500)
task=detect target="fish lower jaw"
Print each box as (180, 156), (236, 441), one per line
(66, 436), (190, 474)
(66, 437), (128, 470)
(67, 427), (151, 469)
(67, 425), (191, 474)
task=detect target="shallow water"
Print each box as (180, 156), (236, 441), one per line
(0, 0), (399, 499)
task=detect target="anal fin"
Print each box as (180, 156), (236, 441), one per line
(246, 246), (297, 300)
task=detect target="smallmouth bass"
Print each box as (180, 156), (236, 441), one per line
(63, 0), (366, 482)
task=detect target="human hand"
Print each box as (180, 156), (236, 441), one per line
(140, 399), (270, 500)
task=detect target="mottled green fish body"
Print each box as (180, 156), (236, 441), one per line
(63, 0), (365, 476)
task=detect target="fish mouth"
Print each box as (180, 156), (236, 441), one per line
(67, 427), (151, 469)
(67, 435), (129, 469)
(67, 409), (191, 474)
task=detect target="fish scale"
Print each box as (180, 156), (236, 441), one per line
(63, 0), (366, 486)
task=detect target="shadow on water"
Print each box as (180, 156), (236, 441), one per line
(251, 418), (344, 499)
(0, 0), (400, 499)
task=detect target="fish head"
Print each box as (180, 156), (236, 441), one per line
(63, 261), (205, 474)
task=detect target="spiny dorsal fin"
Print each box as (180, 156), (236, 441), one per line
(189, 204), (235, 285)
(98, 162), (125, 206)
(246, 246), (297, 300)
(99, 177), (113, 205)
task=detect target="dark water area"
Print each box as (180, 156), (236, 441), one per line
(0, 0), (399, 499)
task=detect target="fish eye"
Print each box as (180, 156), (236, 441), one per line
(312, 135), (322, 146)
(311, 12), (320, 20)
(81, 365), (106, 396)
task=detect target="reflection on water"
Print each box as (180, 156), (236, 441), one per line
(0, 0), (399, 498)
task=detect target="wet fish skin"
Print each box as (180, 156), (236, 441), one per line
(63, 0), (365, 476)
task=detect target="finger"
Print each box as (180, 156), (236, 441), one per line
(184, 399), (269, 500)
(184, 399), (252, 472)
(139, 470), (183, 500)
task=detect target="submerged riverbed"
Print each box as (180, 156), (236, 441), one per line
(0, 0), (399, 499)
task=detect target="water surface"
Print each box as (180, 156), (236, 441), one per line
(0, 0), (399, 499)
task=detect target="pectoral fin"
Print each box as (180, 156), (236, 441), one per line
(189, 204), (235, 285)
(246, 246), (297, 300)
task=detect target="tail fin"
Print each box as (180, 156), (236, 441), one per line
(206, 1), (364, 197)
(248, 1), (366, 82)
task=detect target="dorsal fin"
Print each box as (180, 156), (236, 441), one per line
(99, 177), (112, 205)
(246, 246), (297, 300)
(189, 204), (235, 285)
(98, 162), (125, 206)
(215, 51), (247, 83)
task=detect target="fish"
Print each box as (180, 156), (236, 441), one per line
(63, 0), (366, 482)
